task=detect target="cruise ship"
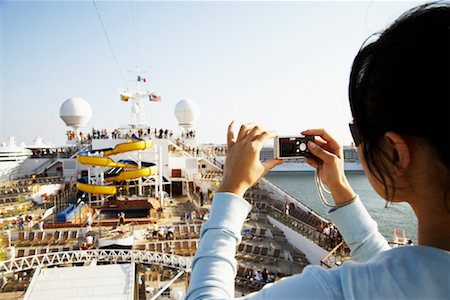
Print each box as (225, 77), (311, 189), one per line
(0, 137), (32, 182)
(0, 83), (355, 299)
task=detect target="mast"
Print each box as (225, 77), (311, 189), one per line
(117, 67), (160, 129)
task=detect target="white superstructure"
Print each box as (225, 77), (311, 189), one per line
(0, 137), (32, 182)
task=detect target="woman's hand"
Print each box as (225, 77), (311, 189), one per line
(302, 128), (356, 205)
(217, 122), (283, 197)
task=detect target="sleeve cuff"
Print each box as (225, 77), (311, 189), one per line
(328, 196), (378, 243)
(201, 192), (252, 241)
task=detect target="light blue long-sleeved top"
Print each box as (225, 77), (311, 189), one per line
(186, 193), (450, 300)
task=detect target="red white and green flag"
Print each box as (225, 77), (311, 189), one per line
(137, 76), (147, 83)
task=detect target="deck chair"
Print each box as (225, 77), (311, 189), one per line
(236, 266), (246, 279)
(190, 241), (197, 254)
(273, 248), (281, 258)
(259, 229), (266, 237)
(173, 225), (182, 240)
(32, 232), (44, 247)
(17, 249), (25, 257)
(243, 244), (255, 261)
(14, 231), (26, 247)
(252, 246), (262, 255)
(2, 281), (15, 293)
(266, 248), (281, 264)
(22, 232), (34, 247)
(26, 249), (36, 262)
(51, 231), (61, 245)
(67, 230), (79, 244)
(134, 244), (145, 250)
(259, 247), (268, 262)
(174, 241), (183, 255)
(147, 243), (156, 252)
(181, 241), (191, 256)
(41, 231), (54, 246)
(156, 243), (163, 253)
(236, 243), (245, 259)
(179, 226), (188, 239)
(57, 231), (69, 245)
(37, 248), (48, 255)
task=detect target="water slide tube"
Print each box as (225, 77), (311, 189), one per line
(76, 138), (156, 195)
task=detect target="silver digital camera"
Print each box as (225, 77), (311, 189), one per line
(274, 135), (315, 159)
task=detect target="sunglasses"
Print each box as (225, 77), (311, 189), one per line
(349, 121), (362, 147)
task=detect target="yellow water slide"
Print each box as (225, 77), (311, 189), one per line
(104, 167), (156, 182)
(76, 182), (117, 195)
(76, 139), (156, 195)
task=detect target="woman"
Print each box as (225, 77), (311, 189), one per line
(187, 3), (449, 299)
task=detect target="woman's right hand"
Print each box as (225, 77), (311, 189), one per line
(302, 129), (356, 206)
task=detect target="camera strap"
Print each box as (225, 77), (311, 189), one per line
(314, 169), (336, 208)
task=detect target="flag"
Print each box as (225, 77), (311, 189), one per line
(149, 94), (161, 102)
(120, 94), (129, 102)
(137, 76), (147, 83)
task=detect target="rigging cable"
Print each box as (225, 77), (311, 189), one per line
(129, 0), (143, 68)
(92, 0), (128, 88)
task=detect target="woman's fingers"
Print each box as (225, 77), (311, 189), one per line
(236, 123), (255, 142)
(302, 129), (340, 150)
(262, 158), (284, 174)
(227, 121), (236, 148)
(253, 130), (278, 145)
(245, 126), (264, 142)
(307, 141), (336, 165)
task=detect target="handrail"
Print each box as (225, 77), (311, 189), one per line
(269, 205), (322, 234)
(0, 249), (192, 275)
(265, 203), (351, 262)
(320, 241), (349, 269)
(169, 137), (223, 171)
(33, 158), (57, 174)
(259, 177), (329, 223)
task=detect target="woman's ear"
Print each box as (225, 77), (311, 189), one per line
(383, 131), (411, 175)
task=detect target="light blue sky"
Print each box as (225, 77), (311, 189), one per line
(1, 1), (426, 147)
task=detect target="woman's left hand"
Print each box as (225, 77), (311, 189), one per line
(217, 122), (283, 198)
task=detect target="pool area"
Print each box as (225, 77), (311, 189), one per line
(96, 209), (150, 220)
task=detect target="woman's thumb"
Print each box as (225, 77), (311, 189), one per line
(307, 141), (334, 164)
(262, 159), (284, 173)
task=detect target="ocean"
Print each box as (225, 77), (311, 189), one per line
(264, 172), (418, 244)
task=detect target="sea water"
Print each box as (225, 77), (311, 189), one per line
(264, 172), (418, 243)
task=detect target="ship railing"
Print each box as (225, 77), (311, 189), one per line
(267, 205), (332, 249)
(320, 241), (350, 269)
(259, 178), (329, 224)
(0, 176), (64, 189)
(0, 249), (192, 276)
(33, 158), (57, 175)
(168, 137), (224, 170)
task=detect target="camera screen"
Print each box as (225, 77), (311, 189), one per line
(279, 138), (298, 157)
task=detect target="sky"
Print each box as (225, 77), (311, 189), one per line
(1, 0), (427, 147)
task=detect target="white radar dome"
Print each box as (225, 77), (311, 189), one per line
(59, 97), (92, 130)
(174, 99), (200, 130)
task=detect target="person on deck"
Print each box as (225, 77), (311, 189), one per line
(118, 211), (125, 226)
(187, 3), (450, 299)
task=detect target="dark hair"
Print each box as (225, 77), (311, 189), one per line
(348, 2), (449, 199)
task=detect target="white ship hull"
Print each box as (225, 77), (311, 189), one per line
(0, 161), (22, 182)
(0, 137), (33, 182)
